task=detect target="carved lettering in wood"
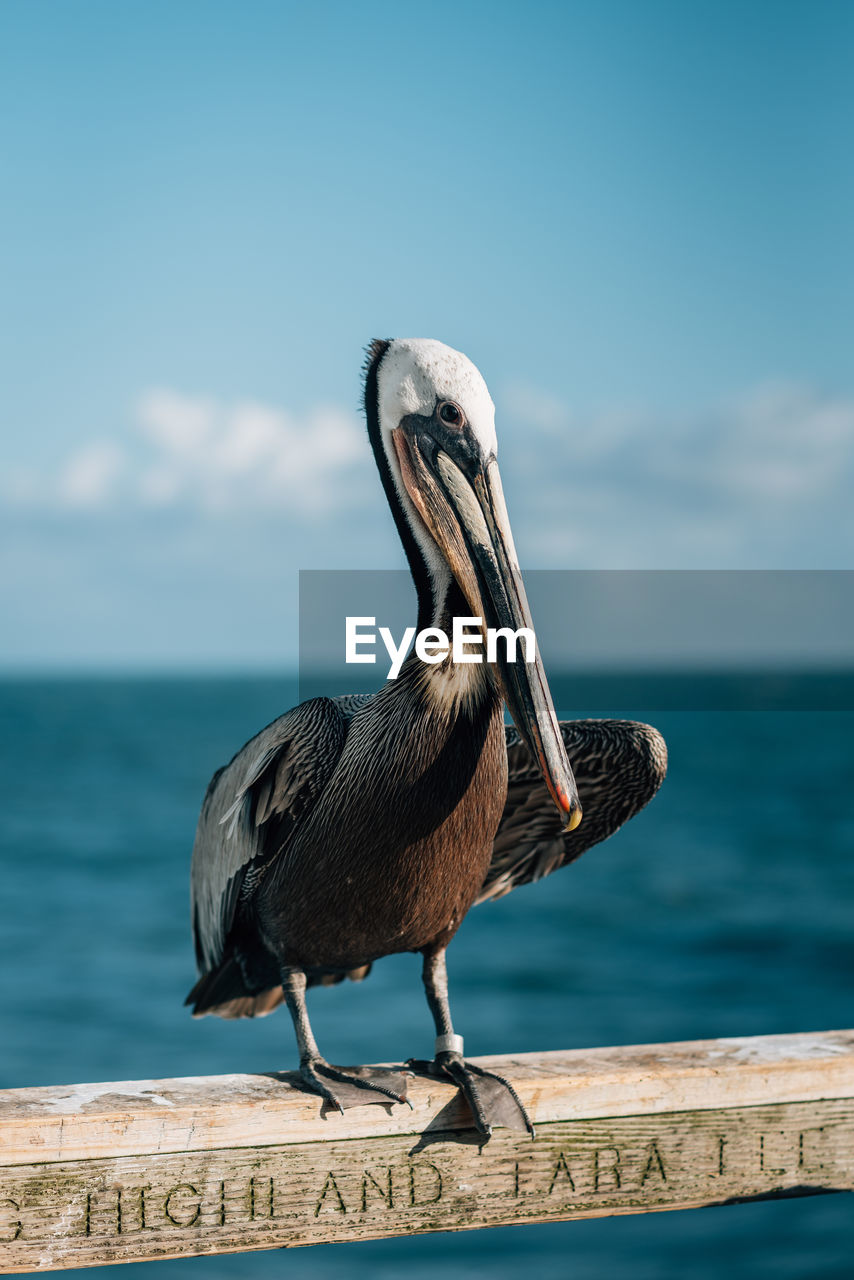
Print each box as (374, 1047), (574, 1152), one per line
(0, 1201), (21, 1245)
(1, 1102), (851, 1271)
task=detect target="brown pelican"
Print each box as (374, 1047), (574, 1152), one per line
(187, 338), (667, 1136)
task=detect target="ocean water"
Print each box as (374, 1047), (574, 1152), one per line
(1, 675), (853, 1278)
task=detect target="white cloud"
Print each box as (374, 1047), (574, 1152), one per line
(499, 379), (854, 567)
(5, 390), (374, 519)
(711, 383), (854, 501)
(137, 389), (215, 455)
(139, 393), (371, 514)
(139, 391), (373, 514)
(56, 442), (126, 508)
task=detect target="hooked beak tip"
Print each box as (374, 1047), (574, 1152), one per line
(563, 803), (583, 834)
(536, 755), (583, 836)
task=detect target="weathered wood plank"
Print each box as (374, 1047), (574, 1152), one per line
(4, 1030), (853, 1166)
(1, 1031), (852, 1272)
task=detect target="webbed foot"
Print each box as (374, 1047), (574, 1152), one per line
(299, 1059), (412, 1113)
(408, 1050), (534, 1138)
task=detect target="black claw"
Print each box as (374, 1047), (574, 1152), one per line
(298, 1058), (410, 1111)
(320, 1063), (410, 1106)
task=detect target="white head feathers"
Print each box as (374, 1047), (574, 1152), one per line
(376, 339), (497, 457)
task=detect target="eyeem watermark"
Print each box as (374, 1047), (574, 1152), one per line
(346, 617), (536, 680)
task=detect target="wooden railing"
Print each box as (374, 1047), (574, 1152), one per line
(1, 1029), (852, 1272)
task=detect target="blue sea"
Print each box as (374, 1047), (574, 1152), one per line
(1, 675), (853, 1279)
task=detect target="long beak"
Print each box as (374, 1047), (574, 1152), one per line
(392, 428), (582, 832)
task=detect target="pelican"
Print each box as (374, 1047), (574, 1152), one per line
(187, 338), (667, 1136)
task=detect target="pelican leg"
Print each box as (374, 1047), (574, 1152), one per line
(410, 949), (534, 1138)
(281, 967), (411, 1112)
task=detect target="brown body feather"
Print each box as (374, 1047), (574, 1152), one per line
(256, 670), (506, 973)
(187, 668), (666, 1019)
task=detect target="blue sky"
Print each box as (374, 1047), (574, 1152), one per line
(1, 0), (852, 669)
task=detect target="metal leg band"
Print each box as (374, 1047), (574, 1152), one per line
(435, 1033), (464, 1055)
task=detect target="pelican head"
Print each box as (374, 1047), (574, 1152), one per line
(365, 337), (581, 833)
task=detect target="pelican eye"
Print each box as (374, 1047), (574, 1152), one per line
(438, 401), (466, 428)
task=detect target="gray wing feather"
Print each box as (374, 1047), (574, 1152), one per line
(477, 719), (668, 904)
(190, 695), (368, 974)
